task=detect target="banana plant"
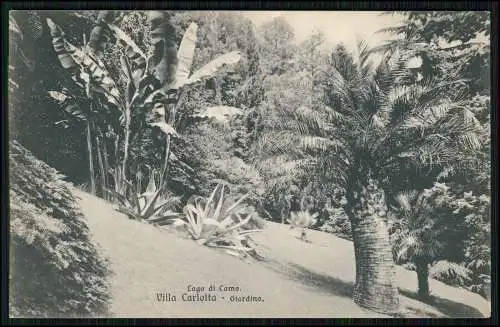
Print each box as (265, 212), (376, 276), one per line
(46, 14), (123, 197)
(100, 11), (244, 196)
(46, 12), (147, 198)
(47, 11), (245, 218)
(142, 11), (244, 193)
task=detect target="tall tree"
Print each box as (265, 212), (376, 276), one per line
(255, 39), (484, 313)
(250, 30), (330, 222)
(258, 16), (296, 76)
(378, 11), (491, 299)
(376, 12), (490, 95)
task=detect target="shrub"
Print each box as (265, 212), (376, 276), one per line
(241, 207), (268, 230)
(451, 191), (491, 298)
(319, 207), (352, 240)
(429, 260), (472, 288)
(9, 141), (110, 317)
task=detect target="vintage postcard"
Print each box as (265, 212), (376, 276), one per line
(7, 9), (492, 319)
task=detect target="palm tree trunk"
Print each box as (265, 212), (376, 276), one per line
(415, 257), (430, 301)
(347, 173), (400, 315)
(86, 120), (96, 195)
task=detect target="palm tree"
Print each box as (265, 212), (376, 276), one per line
(254, 41), (484, 314)
(389, 184), (462, 301)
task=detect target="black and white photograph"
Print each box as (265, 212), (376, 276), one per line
(7, 9), (492, 319)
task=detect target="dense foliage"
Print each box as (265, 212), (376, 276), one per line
(9, 141), (110, 317)
(377, 11), (491, 300)
(9, 9), (491, 316)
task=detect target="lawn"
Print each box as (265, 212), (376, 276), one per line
(74, 189), (490, 319)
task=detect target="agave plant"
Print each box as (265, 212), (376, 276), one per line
(105, 168), (181, 223)
(287, 210), (319, 242)
(174, 183), (263, 259)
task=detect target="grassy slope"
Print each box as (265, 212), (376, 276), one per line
(74, 190), (490, 319)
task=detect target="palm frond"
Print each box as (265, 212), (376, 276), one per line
(272, 105), (332, 136)
(298, 136), (343, 152)
(457, 132), (482, 150)
(373, 74), (476, 168)
(253, 154), (307, 178)
(375, 25), (407, 36)
(356, 38), (376, 79)
(401, 101), (461, 131)
(254, 130), (298, 157)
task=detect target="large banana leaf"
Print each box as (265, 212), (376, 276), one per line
(175, 22), (198, 87)
(107, 23), (147, 87)
(46, 18), (89, 88)
(149, 122), (179, 137)
(47, 18), (122, 110)
(175, 51), (242, 89)
(48, 91), (88, 121)
(81, 52), (122, 106)
(143, 16), (242, 99)
(129, 74), (163, 110)
(147, 11), (178, 87)
(107, 23), (146, 61)
(86, 10), (114, 56)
